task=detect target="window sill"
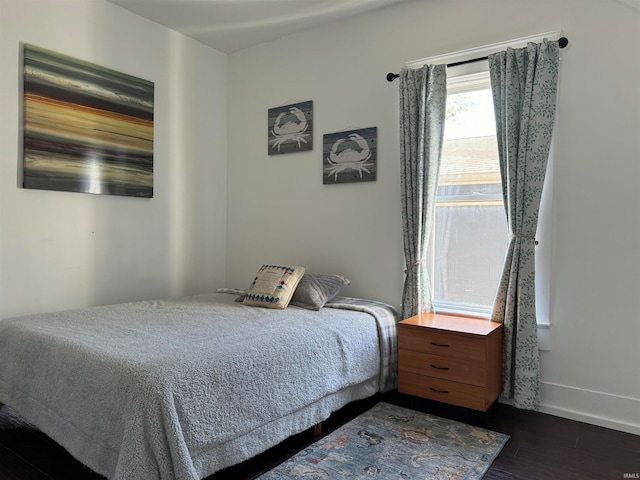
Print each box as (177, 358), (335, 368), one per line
(537, 322), (552, 351)
(434, 303), (552, 350)
(433, 302), (492, 320)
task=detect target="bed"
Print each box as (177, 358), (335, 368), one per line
(0, 281), (398, 480)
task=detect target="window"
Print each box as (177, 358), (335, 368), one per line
(427, 72), (508, 317)
(406, 31), (558, 339)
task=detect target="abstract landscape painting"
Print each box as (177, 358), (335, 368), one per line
(23, 44), (154, 198)
(323, 127), (377, 184)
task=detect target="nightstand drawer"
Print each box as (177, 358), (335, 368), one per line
(398, 327), (485, 362)
(399, 372), (487, 411)
(398, 350), (485, 386)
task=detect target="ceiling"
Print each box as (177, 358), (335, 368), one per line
(107, 0), (640, 54)
(106, 0), (413, 54)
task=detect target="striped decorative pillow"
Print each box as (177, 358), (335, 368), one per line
(290, 274), (350, 310)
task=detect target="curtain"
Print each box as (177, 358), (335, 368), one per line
(399, 64), (447, 320)
(489, 40), (560, 409)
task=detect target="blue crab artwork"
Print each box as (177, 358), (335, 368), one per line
(267, 101), (313, 155)
(323, 127), (377, 184)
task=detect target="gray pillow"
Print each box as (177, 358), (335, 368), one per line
(289, 274), (350, 311)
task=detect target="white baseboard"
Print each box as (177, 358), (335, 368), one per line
(538, 381), (640, 435)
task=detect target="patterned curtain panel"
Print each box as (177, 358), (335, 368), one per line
(489, 40), (560, 409)
(399, 65), (447, 320)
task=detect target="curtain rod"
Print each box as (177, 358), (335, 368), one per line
(386, 37), (569, 82)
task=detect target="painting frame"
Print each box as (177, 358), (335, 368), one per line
(267, 100), (313, 155)
(22, 44), (155, 198)
(322, 127), (377, 184)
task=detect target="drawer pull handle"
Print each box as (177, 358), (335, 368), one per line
(430, 341), (450, 347)
(429, 387), (449, 394)
(430, 364), (449, 370)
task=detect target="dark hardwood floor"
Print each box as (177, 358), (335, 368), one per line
(1, 393), (638, 480)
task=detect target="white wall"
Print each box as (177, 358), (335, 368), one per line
(227, 0), (640, 433)
(0, 0), (228, 318)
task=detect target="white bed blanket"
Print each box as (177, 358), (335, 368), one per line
(0, 292), (397, 479)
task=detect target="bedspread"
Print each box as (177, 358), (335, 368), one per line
(0, 291), (398, 480)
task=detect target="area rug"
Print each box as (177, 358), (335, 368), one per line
(257, 402), (509, 480)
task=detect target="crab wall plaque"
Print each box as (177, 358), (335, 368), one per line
(267, 101), (313, 155)
(322, 127), (377, 184)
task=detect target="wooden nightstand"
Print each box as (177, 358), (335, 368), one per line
(398, 313), (503, 412)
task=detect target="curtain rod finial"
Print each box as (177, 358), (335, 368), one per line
(558, 37), (569, 48)
(387, 72), (399, 82)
